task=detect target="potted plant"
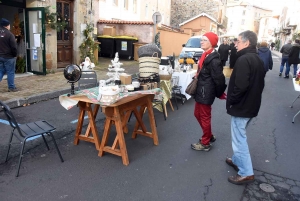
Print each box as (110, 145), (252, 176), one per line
(16, 56), (26, 73)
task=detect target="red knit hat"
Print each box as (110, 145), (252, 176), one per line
(203, 32), (218, 47)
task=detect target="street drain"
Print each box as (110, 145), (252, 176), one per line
(259, 183), (275, 193)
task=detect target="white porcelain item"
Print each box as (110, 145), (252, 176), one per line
(132, 81), (140, 88)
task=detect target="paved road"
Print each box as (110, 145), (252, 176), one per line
(1, 55), (300, 201)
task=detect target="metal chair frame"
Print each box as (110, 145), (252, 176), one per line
(0, 101), (64, 177)
(78, 71), (98, 90)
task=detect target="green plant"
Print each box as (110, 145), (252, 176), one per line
(45, 6), (68, 32)
(292, 32), (300, 41)
(79, 23), (98, 64)
(16, 56), (26, 73)
(275, 38), (280, 51)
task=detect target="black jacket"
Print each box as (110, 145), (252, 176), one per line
(194, 51), (227, 105)
(288, 43), (300, 65)
(258, 47), (273, 72)
(226, 47), (265, 118)
(280, 43), (292, 57)
(0, 27), (17, 58)
(229, 46), (238, 68)
(218, 44), (230, 61)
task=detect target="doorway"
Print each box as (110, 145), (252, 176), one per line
(56, 0), (74, 68)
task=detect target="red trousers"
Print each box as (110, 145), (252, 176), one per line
(194, 102), (212, 145)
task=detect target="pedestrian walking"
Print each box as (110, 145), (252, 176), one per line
(191, 32), (227, 152)
(270, 42), (275, 51)
(218, 40), (230, 67)
(229, 38), (238, 69)
(226, 30), (265, 185)
(258, 42), (273, 73)
(288, 38), (300, 78)
(0, 18), (18, 92)
(279, 40), (292, 77)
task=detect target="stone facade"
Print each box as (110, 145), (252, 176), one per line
(170, 0), (220, 28)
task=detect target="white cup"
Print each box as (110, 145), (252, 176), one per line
(132, 81), (140, 88)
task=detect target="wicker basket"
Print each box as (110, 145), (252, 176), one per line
(159, 74), (172, 80)
(139, 52), (161, 78)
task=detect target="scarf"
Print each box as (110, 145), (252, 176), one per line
(198, 48), (214, 70)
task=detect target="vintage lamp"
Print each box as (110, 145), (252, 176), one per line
(63, 64), (81, 96)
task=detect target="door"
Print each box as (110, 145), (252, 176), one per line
(25, 7), (46, 75)
(57, 0), (73, 68)
(25, 8), (46, 75)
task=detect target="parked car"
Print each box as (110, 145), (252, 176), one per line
(180, 35), (220, 63)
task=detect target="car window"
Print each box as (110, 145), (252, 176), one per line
(185, 38), (201, 48)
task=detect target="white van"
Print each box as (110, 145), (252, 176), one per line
(180, 35), (219, 63)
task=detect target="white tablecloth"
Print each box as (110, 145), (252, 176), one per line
(172, 70), (197, 100)
(293, 78), (300, 92)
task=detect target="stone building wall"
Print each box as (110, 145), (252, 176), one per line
(170, 0), (220, 28)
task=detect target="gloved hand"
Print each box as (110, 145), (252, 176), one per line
(219, 92), (227, 100)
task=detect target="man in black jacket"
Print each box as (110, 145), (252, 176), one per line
(0, 18), (18, 92)
(288, 38), (300, 78)
(225, 30), (265, 185)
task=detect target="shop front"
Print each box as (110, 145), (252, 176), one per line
(1, 0), (96, 75)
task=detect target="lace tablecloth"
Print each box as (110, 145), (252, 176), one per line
(59, 87), (163, 110)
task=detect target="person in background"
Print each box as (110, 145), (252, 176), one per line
(226, 30), (265, 185)
(191, 32), (227, 152)
(218, 40), (230, 67)
(270, 42), (275, 50)
(288, 38), (300, 78)
(229, 38), (238, 69)
(258, 42), (273, 73)
(0, 18), (18, 92)
(279, 40), (292, 77)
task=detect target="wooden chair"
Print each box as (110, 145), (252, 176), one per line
(0, 101), (64, 177)
(78, 71), (98, 90)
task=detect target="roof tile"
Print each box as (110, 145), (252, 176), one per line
(97, 20), (154, 25)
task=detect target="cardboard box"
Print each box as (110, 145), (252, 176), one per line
(103, 26), (116, 36)
(120, 74), (132, 85)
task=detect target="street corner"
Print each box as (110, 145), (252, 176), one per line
(241, 170), (300, 201)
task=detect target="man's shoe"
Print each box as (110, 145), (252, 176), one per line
(284, 75), (289, 79)
(279, 72), (282, 76)
(228, 174), (255, 185)
(191, 142), (211, 151)
(8, 88), (19, 92)
(200, 135), (216, 144)
(226, 157), (239, 172)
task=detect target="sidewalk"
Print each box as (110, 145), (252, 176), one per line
(0, 57), (139, 108)
(271, 50), (282, 58)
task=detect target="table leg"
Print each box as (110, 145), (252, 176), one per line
(146, 97), (159, 145)
(292, 110), (300, 123)
(290, 95), (300, 108)
(73, 102), (101, 150)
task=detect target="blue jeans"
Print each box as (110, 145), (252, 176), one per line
(0, 57), (16, 89)
(286, 64), (299, 76)
(231, 116), (253, 176)
(279, 56), (289, 75)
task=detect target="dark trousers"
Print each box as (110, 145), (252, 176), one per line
(194, 102), (212, 145)
(221, 60), (226, 67)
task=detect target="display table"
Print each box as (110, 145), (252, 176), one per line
(291, 78), (300, 123)
(172, 70), (197, 100)
(59, 88), (162, 165)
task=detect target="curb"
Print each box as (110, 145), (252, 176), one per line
(4, 88), (71, 109)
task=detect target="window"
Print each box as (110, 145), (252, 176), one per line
(145, 4), (148, 18)
(124, 0), (128, 10)
(113, 0), (118, 6)
(133, 0), (137, 13)
(241, 19), (245, 25)
(242, 10), (246, 15)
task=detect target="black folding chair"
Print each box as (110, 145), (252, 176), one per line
(0, 101), (64, 177)
(78, 71), (98, 90)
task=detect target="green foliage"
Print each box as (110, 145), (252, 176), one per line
(155, 32), (161, 50)
(16, 56), (26, 73)
(45, 6), (69, 32)
(79, 23), (98, 64)
(292, 32), (300, 41)
(275, 39), (280, 51)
